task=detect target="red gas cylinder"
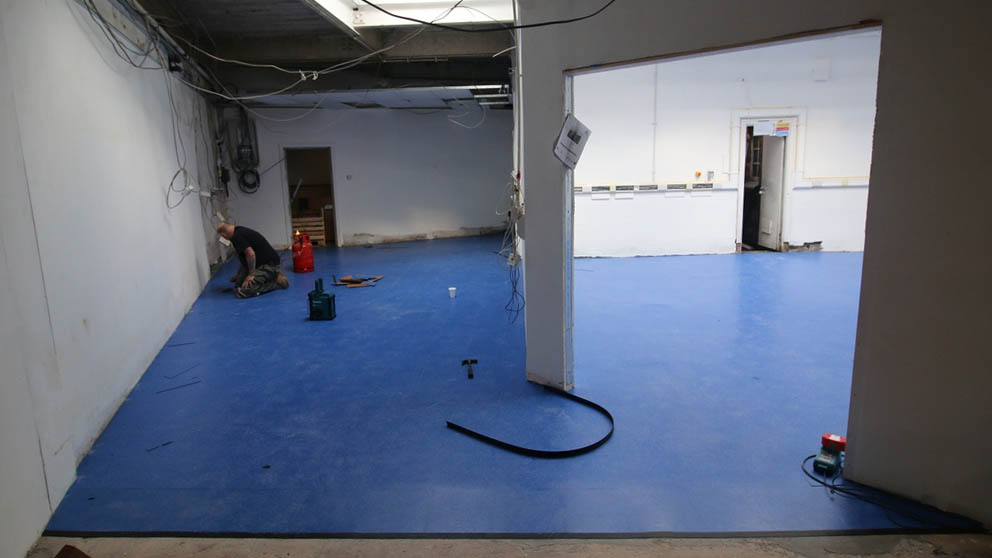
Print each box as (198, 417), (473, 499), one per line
(292, 232), (314, 273)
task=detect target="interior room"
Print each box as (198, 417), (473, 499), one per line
(2, 1), (991, 557)
(573, 29), (879, 256)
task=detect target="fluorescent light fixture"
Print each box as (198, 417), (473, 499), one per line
(302, 0), (360, 34)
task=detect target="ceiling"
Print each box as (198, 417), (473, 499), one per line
(253, 86), (509, 110)
(133, 0), (514, 101)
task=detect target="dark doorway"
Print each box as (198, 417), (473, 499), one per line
(741, 127), (786, 252)
(286, 148), (335, 247)
(742, 126), (763, 250)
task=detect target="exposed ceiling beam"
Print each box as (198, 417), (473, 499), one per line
(207, 28), (512, 65)
(208, 57), (511, 99)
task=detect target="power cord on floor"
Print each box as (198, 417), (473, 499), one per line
(801, 455), (984, 532)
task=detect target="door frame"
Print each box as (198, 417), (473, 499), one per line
(278, 144), (340, 248)
(731, 108), (805, 251)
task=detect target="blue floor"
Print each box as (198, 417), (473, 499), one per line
(47, 236), (972, 535)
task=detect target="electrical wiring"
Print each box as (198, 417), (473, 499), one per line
(205, 1), (470, 126)
(447, 102), (487, 129)
(174, 35), (301, 74)
(162, 0), (466, 128)
(449, 4), (515, 39)
(496, 174), (525, 323)
(176, 75), (309, 102)
(79, 0), (221, 210)
(163, 64), (199, 209)
(357, 0), (617, 33)
(84, 0), (492, 128)
(81, 0), (161, 69)
(169, 0), (466, 102)
(438, 2), (521, 321)
(800, 455), (983, 531)
(492, 45), (516, 57)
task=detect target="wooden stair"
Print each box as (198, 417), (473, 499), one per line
(292, 216), (325, 246)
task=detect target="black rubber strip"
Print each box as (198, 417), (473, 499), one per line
(446, 385), (614, 458)
(41, 526), (987, 539)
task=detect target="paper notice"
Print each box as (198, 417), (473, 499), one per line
(554, 114), (591, 169)
(753, 120), (774, 136)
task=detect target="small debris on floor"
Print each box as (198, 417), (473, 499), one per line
(332, 274), (384, 288)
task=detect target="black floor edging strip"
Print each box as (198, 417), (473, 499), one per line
(446, 385), (614, 458)
(42, 527), (987, 540)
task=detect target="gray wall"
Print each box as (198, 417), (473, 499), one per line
(843, 1), (992, 525)
(517, 0), (991, 525)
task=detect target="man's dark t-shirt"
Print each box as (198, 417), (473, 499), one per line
(231, 226), (280, 268)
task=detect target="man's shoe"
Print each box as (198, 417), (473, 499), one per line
(275, 273), (289, 289)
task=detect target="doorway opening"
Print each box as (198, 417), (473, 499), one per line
(561, 26), (886, 531)
(741, 124), (787, 251)
(285, 147), (335, 247)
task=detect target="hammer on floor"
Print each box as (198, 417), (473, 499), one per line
(462, 359), (477, 379)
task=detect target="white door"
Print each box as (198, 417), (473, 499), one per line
(759, 135), (786, 250)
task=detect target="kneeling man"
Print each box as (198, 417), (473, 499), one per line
(216, 222), (289, 298)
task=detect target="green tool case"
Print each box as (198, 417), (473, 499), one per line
(308, 278), (336, 321)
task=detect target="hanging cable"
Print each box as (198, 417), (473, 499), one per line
(75, 0), (208, 209)
(497, 172), (525, 323)
(167, 0), (466, 103)
(357, 0), (617, 33)
(448, 103), (487, 129)
(163, 0), (466, 126)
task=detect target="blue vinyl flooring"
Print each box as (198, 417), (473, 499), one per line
(46, 236), (973, 535)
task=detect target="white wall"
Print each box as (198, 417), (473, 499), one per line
(0, 15), (56, 557)
(572, 30), (880, 256)
(0, 1), (220, 555)
(574, 189), (738, 257)
(518, 0), (992, 527)
(227, 107), (513, 248)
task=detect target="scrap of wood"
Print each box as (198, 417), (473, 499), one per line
(332, 274), (385, 287)
(332, 274), (384, 287)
